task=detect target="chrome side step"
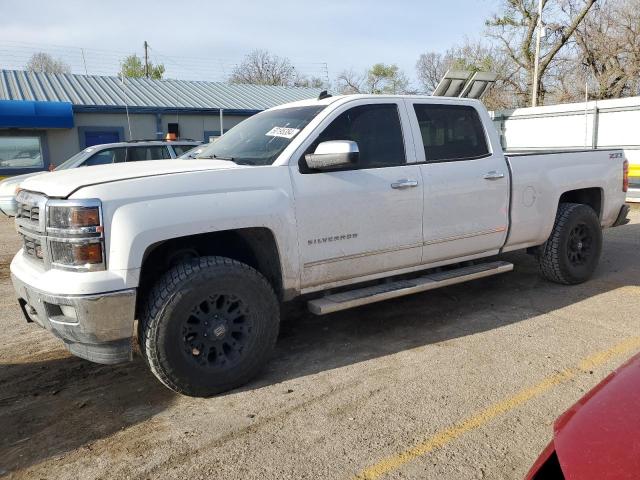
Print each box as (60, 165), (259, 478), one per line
(307, 261), (514, 315)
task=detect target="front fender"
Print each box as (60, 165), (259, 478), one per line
(105, 188), (298, 291)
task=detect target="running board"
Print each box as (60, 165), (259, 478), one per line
(307, 261), (514, 315)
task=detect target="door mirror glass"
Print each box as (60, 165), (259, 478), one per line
(305, 140), (359, 170)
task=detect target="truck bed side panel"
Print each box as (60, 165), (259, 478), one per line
(504, 150), (625, 252)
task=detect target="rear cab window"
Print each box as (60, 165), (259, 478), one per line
(412, 104), (490, 162)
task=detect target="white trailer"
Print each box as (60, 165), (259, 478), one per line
(491, 96), (640, 202)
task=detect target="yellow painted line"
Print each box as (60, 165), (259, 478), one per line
(355, 336), (640, 480)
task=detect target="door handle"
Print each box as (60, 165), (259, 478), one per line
(483, 171), (505, 180)
(391, 179), (419, 189)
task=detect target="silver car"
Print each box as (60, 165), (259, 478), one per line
(0, 140), (201, 216)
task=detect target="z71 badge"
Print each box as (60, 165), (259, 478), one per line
(609, 152), (624, 159)
(308, 233), (358, 246)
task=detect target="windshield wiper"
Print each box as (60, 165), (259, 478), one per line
(198, 153), (235, 161)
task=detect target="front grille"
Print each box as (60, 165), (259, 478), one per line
(17, 204), (40, 221)
(15, 190), (46, 235)
(22, 234), (44, 260)
(15, 190), (47, 266)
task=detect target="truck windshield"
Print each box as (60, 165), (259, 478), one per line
(55, 149), (91, 170)
(195, 105), (325, 165)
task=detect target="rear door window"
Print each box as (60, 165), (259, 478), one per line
(127, 146), (171, 162)
(171, 144), (198, 157)
(81, 147), (126, 166)
(413, 104), (489, 162)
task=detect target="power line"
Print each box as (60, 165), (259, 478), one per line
(0, 39), (331, 84)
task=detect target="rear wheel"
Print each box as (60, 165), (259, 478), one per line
(139, 256), (280, 397)
(538, 203), (602, 285)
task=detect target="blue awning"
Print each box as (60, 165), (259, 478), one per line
(0, 100), (74, 128)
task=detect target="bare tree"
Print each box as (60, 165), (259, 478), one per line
(415, 52), (450, 94)
(415, 40), (517, 109)
(293, 74), (326, 89)
(25, 52), (71, 74)
(335, 69), (364, 94)
(230, 50), (296, 86)
(486, 0), (596, 106)
(572, 0), (640, 100)
(336, 64), (410, 94)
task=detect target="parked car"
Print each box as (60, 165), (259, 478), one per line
(0, 139), (201, 216)
(10, 94), (630, 396)
(526, 352), (640, 479)
(627, 159), (640, 202)
(178, 144), (207, 159)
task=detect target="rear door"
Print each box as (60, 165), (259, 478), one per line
(290, 99), (423, 289)
(406, 100), (509, 262)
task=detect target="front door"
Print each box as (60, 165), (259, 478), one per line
(406, 100), (509, 262)
(290, 101), (423, 289)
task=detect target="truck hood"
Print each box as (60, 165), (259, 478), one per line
(19, 159), (240, 198)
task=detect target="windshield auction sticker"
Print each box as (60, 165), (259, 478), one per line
(265, 127), (300, 139)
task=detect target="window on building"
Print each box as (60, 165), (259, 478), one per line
(203, 130), (221, 143)
(167, 123), (180, 137)
(127, 146), (171, 162)
(307, 104), (406, 170)
(0, 136), (43, 170)
(413, 104), (489, 162)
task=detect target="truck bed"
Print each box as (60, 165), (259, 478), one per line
(503, 149), (626, 252)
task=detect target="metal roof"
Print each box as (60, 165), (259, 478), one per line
(0, 69), (323, 112)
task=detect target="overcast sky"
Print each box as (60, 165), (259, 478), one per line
(0, 0), (500, 87)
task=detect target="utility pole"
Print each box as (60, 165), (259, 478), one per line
(531, 0), (544, 107)
(144, 40), (149, 79)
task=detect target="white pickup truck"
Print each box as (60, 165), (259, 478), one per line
(10, 94), (630, 397)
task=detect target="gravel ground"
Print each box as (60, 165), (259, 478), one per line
(1, 206), (638, 479)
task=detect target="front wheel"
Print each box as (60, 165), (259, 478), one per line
(139, 256), (280, 397)
(538, 203), (602, 285)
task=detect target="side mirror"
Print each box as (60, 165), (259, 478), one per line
(305, 140), (359, 170)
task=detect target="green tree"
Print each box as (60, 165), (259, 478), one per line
(119, 54), (165, 80)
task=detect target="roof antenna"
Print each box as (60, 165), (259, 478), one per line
(318, 90), (332, 100)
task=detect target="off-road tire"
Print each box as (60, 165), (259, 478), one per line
(538, 202), (602, 285)
(139, 256), (279, 397)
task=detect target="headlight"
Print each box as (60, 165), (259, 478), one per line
(50, 240), (103, 268)
(48, 205), (101, 230)
(46, 199), (105, 271)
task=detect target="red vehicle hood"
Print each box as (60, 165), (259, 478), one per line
(552, 352), (640, 479)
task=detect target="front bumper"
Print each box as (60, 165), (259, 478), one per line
(0, 194), (17, 216)
(11, 273), (136, 364)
